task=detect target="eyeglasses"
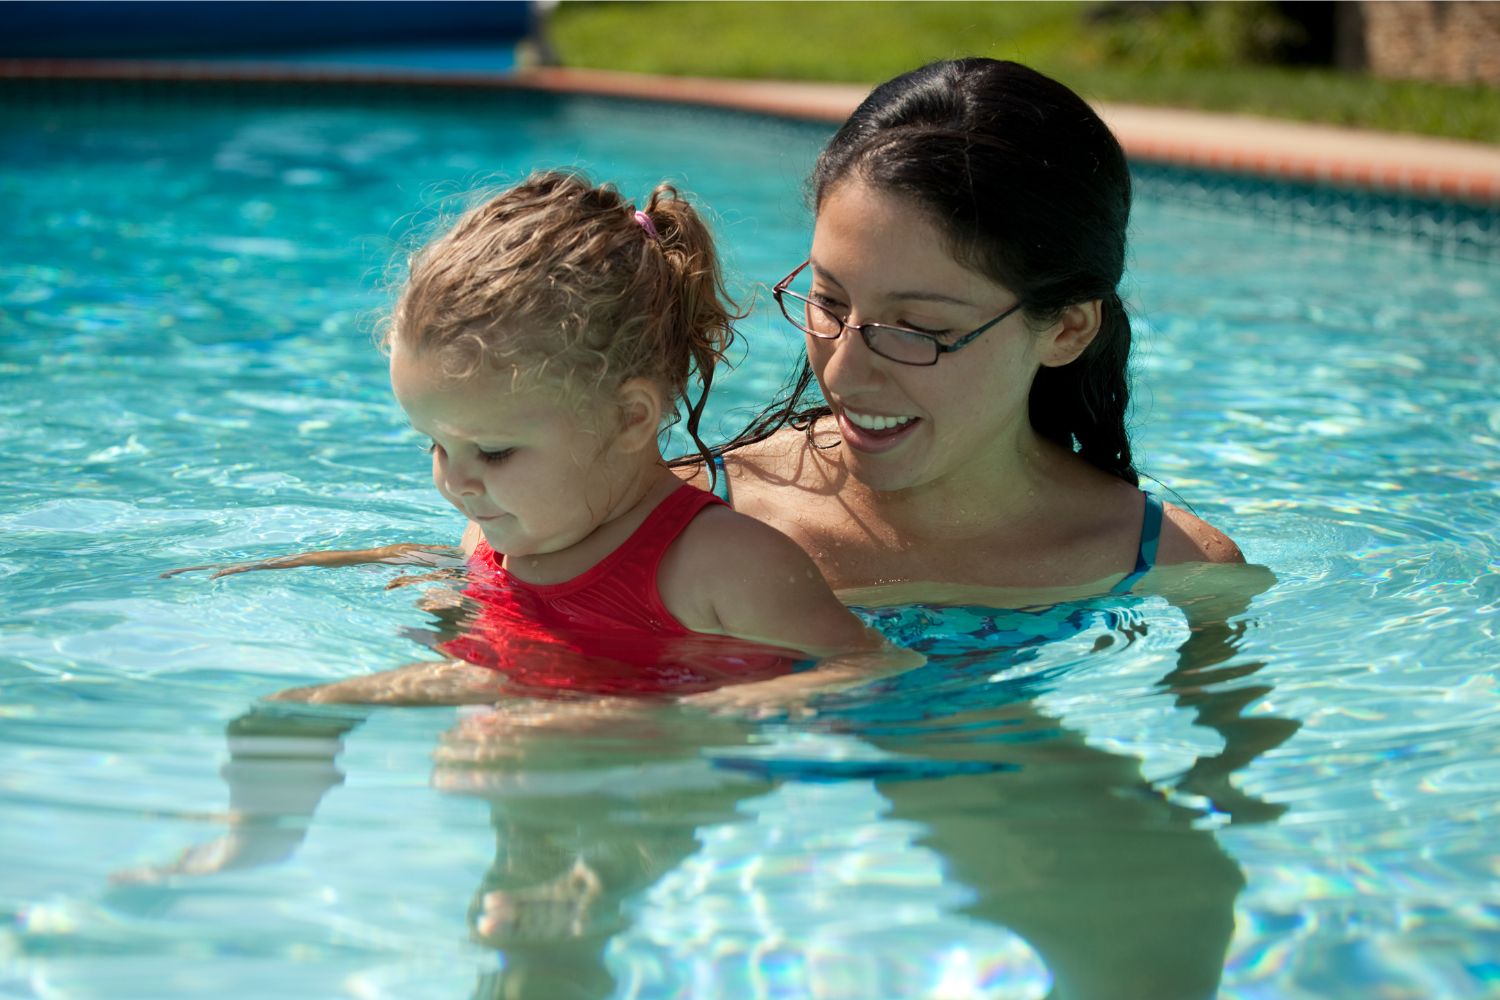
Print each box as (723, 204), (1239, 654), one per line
(772, 260), (1025, 367)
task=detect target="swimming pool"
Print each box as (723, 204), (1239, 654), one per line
(2, 80), (1498, 999)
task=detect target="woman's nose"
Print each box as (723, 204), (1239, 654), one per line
(814, 320), (885, 392)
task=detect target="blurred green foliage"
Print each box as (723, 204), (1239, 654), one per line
(546, 1), (1500, 142)
(1091, 1), (1305, 69)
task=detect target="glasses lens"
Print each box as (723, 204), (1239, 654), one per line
(865, 326), (939, 365)
(781, 292), (843, 338)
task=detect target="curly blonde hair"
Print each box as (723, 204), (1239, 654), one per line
(386, 171), (742, 464)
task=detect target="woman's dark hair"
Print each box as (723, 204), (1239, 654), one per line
(703, 58), (1138, 484)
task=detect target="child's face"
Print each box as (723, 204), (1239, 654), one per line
(390, 344), (629, 558)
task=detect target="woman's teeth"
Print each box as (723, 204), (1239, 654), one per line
(846, 410), (915, 432)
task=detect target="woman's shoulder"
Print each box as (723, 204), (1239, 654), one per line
(673, 429), (821, 496)
(1155, 500), (1245, 566)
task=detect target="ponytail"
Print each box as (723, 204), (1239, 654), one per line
(633, 184), (744, 485)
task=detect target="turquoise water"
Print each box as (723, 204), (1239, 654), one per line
(3, 86), (1499, 999)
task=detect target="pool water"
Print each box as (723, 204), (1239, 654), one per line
(2, 85), (1498, 999)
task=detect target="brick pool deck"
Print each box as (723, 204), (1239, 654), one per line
(517, 68), (1500, 206)
(4, 59), (1498, 205)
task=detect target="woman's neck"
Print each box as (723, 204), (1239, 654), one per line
(826, 421), (1066, 544)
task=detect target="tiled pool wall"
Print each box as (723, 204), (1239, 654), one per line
(3, 73), (1496, 262)
(1131, 161), (1499, 261)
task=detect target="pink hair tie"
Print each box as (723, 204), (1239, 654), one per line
(633, 209), (659, 241)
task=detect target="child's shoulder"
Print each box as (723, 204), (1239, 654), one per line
(675, 500), (813, 574)
(656, 496), (825, 625)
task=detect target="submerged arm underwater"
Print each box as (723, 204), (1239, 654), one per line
(113, 705), (363, 883)
(680, 639), (924, 717)
(1144, 560), (1299, 825)
(863, 559), (1294, 1000)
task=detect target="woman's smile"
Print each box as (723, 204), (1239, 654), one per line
(837, 408), (922, 453)
(844, 409), (917, 432)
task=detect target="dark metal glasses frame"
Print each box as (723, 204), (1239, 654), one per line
(772, 260), (1025, 367)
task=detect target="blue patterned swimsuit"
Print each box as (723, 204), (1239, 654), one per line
(706, 455), (1167, 773)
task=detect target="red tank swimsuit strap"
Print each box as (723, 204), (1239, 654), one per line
(469, 483), (724, 595)
(593, 482), (725, 596)
(502, 482), (726, 635)
(592, 483), (723, 631)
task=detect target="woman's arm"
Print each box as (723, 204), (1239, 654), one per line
(268, 658), (517, 707)
(1142, 560), (1296, 824)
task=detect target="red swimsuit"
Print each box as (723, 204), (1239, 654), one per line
(440, 484), (803, 696)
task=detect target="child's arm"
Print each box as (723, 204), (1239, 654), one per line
(160, 521), (490, 583)
(663, 509), (922, 714)
(161, 542), (462, 580)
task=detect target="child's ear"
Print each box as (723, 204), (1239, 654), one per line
(610, 377), (665, 452)
(1038, 299), (1102, 368)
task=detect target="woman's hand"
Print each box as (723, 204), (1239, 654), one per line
(160, 543), (462, 580)
(267, 659), (510, 707)
(681, 644), (924, 719)
(679, 672), (827, 720)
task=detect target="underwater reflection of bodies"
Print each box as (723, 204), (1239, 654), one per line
(135, 573), (1290, 1000)
(430, 701), (777, 1000)
(608, 585), (1294, 1000)
(423, 581), (1291, 1000)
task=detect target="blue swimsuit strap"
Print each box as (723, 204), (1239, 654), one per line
(1112, 491), (1164, 594)
(709, 453), (732, 504)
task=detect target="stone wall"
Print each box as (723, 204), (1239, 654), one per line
(1356, 1), (1500, 85)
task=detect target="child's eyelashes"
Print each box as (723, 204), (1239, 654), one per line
(422, 441), (514, 465)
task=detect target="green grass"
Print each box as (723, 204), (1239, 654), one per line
(546, 1), (1500, 143)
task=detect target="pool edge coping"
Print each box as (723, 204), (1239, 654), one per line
(3, 59), (1498, 207)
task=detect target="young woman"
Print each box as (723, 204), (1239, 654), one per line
(670, 59), (1274, 1000)
(681, 57), (1241, 603)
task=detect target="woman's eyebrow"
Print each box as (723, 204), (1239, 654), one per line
(809, 258), (977, 308)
